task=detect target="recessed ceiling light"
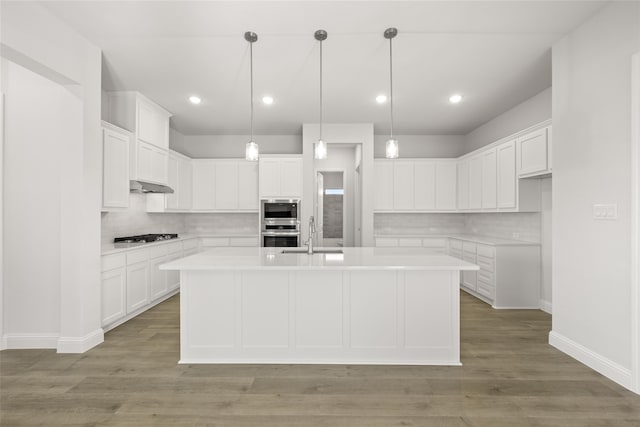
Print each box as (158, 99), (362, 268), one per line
(189, 96), (201, 105)
(449, 94), (463, 104)
(376, 94), (387, 104)
(262, 96), (274, 105)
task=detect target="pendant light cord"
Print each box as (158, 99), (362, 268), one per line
(319, 39), (323, 141)
(250, 40), (254, 142)
(389, 35), (394, 140)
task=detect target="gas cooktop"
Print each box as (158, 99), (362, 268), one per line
(113, 233), (179, 244)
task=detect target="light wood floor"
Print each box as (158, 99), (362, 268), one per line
(2, 292), (640, 426)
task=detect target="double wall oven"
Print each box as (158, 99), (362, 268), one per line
(261, 200), (300, 247)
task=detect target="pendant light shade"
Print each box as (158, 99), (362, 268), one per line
(245, 31), (259, 161)
(384, 27), (399, 159)
(314, 29), (328, 160)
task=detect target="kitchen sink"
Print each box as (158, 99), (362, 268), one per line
(281, 248), (343, 254)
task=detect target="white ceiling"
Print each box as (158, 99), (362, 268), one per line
(41, 1), (606, 136)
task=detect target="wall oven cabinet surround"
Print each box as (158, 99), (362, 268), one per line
(105, 91), (172, 185)
(259, 156), (303, 199)
(101, 122), (131, 211)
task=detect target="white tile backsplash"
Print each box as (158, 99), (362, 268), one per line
(184, 213), (259, 235)
(375, 212), (541, 243)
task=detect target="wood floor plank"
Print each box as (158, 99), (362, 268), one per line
(1, 291), (639, 426)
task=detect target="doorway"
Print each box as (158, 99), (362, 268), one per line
(316, 171), (344, 247)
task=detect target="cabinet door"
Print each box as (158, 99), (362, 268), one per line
(137, 141), (155, 183)
(414, 161), (436, 210)
(518, 127), (548, 176)
(192, 161), (216, 210)
(178, 158), (192, 210)
(481, 149), (497, 209)
(215, 162), (239, 209)
(457, 160), (469, 210)
(469, 156), (483, 210)
(137, 99), (168, 149)
(280, 159), (302, 198)
(259, 159), (280, 198)
(126, 262), (149, 314)
(101, 267), (126, 326)
(151, 147), (168, 184)
(497, 140), (517, 209)
(393, 162), (414, 210)
(435, 161), (457, 210)
(238, 162), (258, 210)
(149, 256), (168, 300)
(166, 253), (181, 291)
(102, 128), (129, 209)
(374, 161), (394, 210)
(166, 154), (179, 210)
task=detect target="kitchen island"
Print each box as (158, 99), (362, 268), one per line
(160, 247), (478, 365)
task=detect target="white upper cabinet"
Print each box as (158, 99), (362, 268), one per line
(414, 161), (436, 210)
(481, 148), (497, 209)
(259, 156), (303, 199)
(101, 122), (130, 211)
(192, 160), (216, 210)
(497, 140), (517, 209)
(518, 126), (551, 177)
(165, 153), (180, 210)
(192, 160), (259, 211)
(468, 155), (483, 210)
(374, 161), (394, 211)
(457, 160), (470, 210)
(178, 157), (193, 210)
(106, 91), (172, 185)
(393, 161), (414, 210)
(435, 161), (457, 210)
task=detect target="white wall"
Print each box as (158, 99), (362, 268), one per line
(464, 87), (552, 154)
(172, 134), (302, 158)
(314, 146), (356, 246)
(373, 135), (466, 158)
(540, 177), (552, 312)
(551, 1), (640, 390)
(1, 2), (103, 352)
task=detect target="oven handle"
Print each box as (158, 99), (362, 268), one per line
(261, 231), (301, 236)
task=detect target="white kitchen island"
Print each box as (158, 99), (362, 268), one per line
(160, 247), (478, 366)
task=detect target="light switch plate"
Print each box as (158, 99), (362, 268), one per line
(593, 204), (618, 220)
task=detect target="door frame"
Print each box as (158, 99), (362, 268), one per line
(314, 168), (346, 247)
(631, 51), (640, 393)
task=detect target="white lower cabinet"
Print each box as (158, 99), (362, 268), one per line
(461, 242), (477, 292)
(101, 267), (126, 326)
(126, 261), (150, 314)
(374, 236), (448, 254)
(149, 255), (168, 301)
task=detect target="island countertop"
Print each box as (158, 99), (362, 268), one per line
(160, 247), (480, 271)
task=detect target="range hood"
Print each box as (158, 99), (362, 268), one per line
(130, 180), (174, 194)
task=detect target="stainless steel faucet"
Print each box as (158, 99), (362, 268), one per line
(306, 216), (316, 254)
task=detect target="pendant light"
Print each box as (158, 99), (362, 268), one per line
(314, 30), (328, 160)
(245, 31), (259, 161)
(384, 27), (399, 159)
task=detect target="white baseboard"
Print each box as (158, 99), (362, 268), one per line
(3, 333), (58, 349)
(540, 299), (552, 314)
(57, 328), (104, 353)
(549, 330), (633, 390)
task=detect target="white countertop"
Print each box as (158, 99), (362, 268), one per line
(375, 233), (539, 246)
(101, 234), (257, 255)
(159, 247), (480, 271)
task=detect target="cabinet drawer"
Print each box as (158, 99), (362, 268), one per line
(477, 279), (494, 299)
(449, 239), (462, 250)
(476, 256), (495, 273)
(398, 238), (422, 247)
(376, 238), (398, 247)
(229, 237), (258, 247)
(478, 269), (494, 284)
(149, 245), (167, 260)
(476, 244), (495, 259)
(126, 248), (149, 265)
(422, 238), (447, 248)
(462, 241), (476, 252)
(165, 241), (183, 255)
(102, 253), (126, 272)
(201, 237), (230, 247)
(182, 238), (198, 250)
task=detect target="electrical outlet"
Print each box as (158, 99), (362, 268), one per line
(593, 204), (618, 220)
